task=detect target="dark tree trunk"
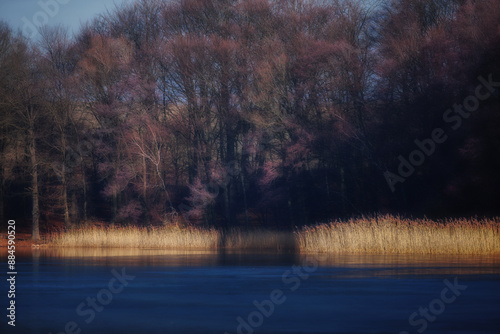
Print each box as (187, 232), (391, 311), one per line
(29, 118), (40, 241)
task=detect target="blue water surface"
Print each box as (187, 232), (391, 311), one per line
(2, 251), (499, 334)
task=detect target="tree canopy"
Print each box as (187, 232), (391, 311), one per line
(1, 0), (499, 238)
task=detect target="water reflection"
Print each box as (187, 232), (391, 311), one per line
(3, 247), (499, 277)
(1, 248), (499, 334)
(312, 253), (500, 277)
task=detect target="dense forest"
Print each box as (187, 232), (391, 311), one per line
(1, 0), (499, 238)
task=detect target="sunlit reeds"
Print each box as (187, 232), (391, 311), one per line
(49, 225), (296, 251)
(50, 224), (219, 250)
(296, 216), (500, 255)
(47, 216), (500, 254)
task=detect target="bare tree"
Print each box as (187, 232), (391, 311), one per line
(0, 31), (44, 239)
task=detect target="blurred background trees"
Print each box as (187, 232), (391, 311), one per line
(1, 0), (499, 237)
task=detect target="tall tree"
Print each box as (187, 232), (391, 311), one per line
(38, 26), (79, 227)
(0, 33), (44, 239)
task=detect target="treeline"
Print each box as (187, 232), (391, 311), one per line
(1, 0), (499, 238)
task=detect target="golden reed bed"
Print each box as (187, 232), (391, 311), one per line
(50, 225), (220, 250)
(296, 216), (500, 255)
(45, 216), (500, 255)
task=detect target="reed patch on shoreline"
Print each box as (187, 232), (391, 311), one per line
(49, 225), (296, 251)
(296, 216), (500, 255)
(50, 225), (220, 250)
(45, 216), (500, 255)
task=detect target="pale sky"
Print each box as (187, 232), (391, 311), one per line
(0, 0), (384, 41)
(0, 0), (130, 40)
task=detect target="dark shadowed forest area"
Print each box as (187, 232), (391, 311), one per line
(0, 0), (499, 239)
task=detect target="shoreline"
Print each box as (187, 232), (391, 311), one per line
(2, 216), (499, 255)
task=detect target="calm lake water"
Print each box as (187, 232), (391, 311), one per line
(2, 249), (500, 334)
